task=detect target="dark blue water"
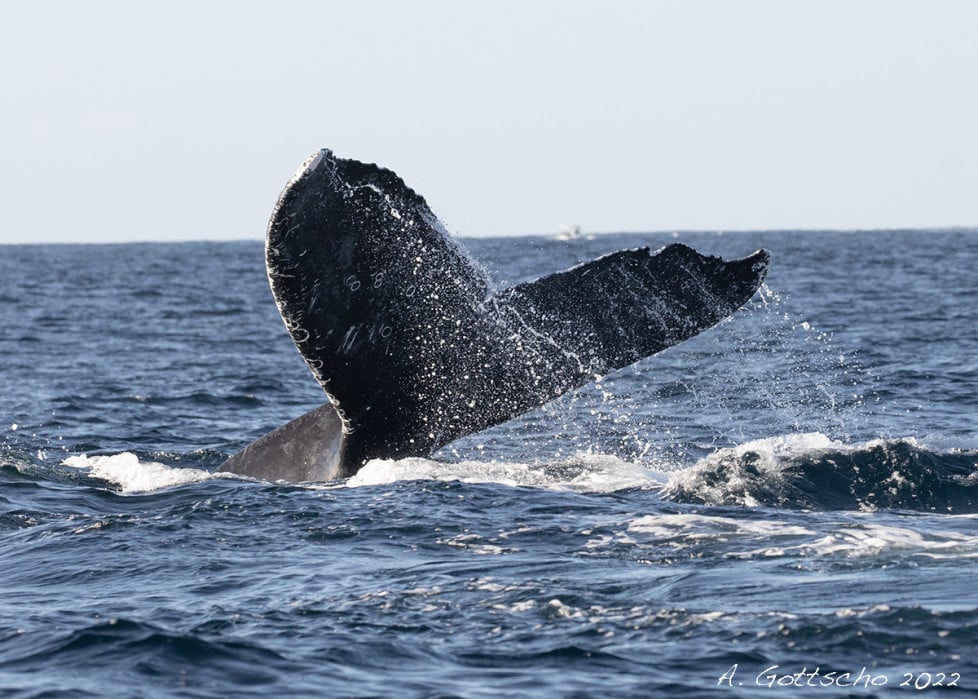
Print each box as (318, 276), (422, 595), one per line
(1, 230), (976, 697)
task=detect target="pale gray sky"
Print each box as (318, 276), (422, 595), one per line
(2, 0), (977, 244)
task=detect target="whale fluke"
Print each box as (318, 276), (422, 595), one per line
(220, 150), (770, 482)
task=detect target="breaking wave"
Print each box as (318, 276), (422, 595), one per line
(662, 433), (978, 513)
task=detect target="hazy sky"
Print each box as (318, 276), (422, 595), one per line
(2, 0), (977, 244)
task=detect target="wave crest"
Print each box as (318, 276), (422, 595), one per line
(662, 433), (978, 512)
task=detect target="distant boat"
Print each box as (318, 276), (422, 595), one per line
(553, 224), (582, 241)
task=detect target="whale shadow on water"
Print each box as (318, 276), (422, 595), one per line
(220, 150), (770, 482)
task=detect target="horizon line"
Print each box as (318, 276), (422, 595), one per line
(2, 225), (977, 247)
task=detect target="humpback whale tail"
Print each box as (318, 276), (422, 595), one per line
(220, 150), (770, 482)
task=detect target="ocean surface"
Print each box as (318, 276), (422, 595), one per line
(1, 229), (976, 697)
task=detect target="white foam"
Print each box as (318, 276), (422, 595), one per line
(732, 519), (978, 560)
(720, 432), (844, 458)
(577, 512), (819, 556)
(913, 433), (978, 452)
(346, 452), (663, 492)
(627, 513), (816, 539)
(573, 507), (978, 563)
(435, 533), (513, 556)
(62, 452), (226, 494)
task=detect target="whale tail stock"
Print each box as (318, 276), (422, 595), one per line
(220, 150), (770, 482)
